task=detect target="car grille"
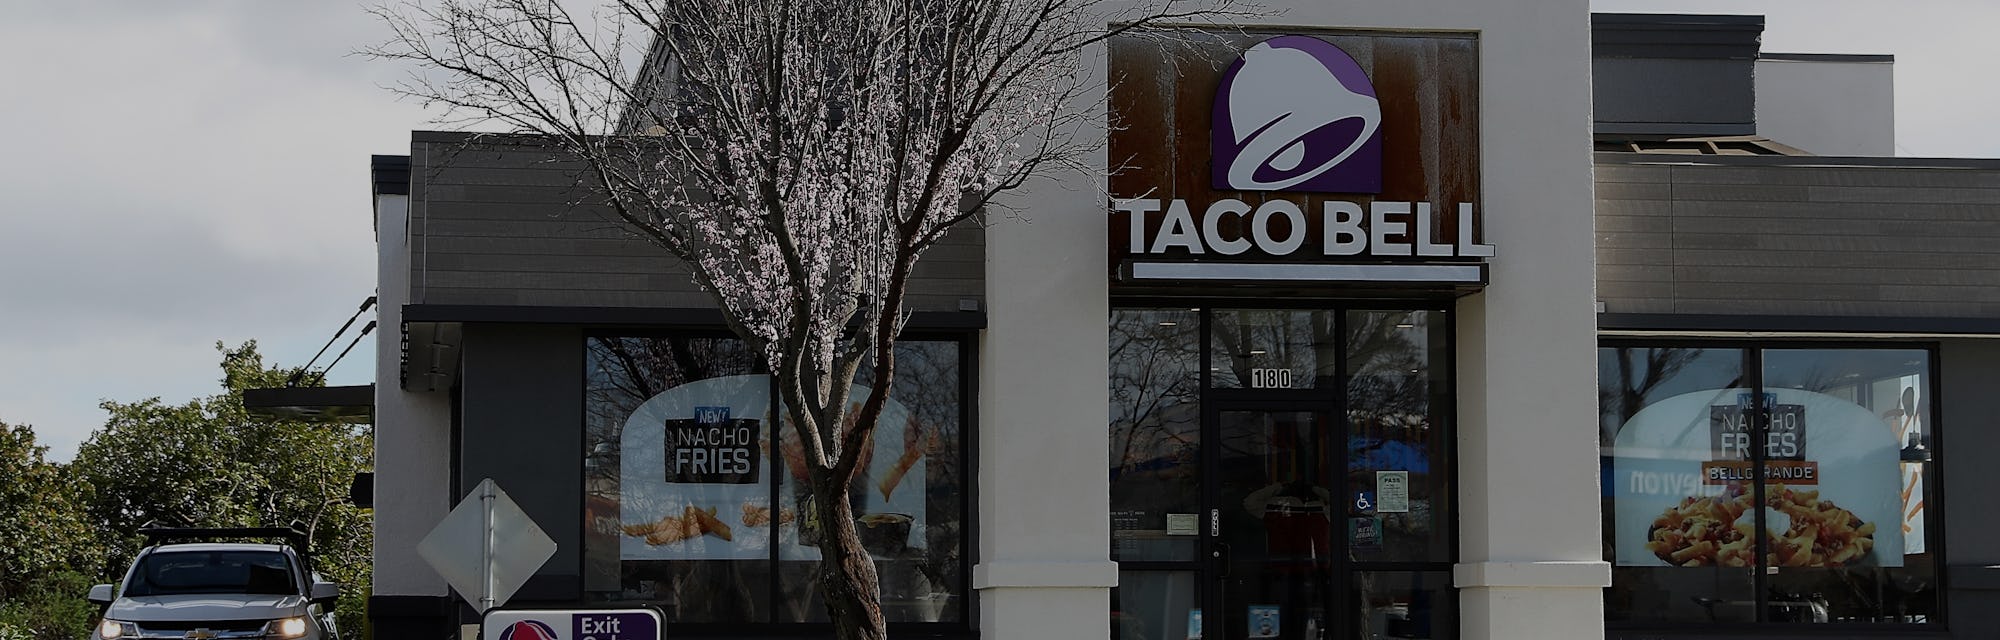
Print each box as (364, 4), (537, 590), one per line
(134, 620), (267, 632)
(132, 619), (272, 639)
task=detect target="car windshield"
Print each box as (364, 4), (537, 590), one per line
(125, 551), (297, 596)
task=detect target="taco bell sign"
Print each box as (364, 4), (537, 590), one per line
(1211, 35), (1382, 194)
(482, 609), (663, 640)
(1108, 31), (1488, 283)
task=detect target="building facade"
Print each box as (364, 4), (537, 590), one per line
(1590, 13), (2000, 639)
(361, 5), (2000, 640)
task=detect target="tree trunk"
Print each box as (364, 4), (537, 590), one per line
(813, 485), (887, 640)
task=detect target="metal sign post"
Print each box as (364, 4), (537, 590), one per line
(481, 479), (497, 612)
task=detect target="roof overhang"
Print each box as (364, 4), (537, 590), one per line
(397, 303), (986, 392)
(1599, 313), (2000, 339)
(402, 319), (462, 393)
(242, 384), (374, 424)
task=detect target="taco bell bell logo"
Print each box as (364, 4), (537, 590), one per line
(498, 620), (560, 640)
(1211, 36), (1382, 194)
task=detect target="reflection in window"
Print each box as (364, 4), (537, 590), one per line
(584, 336), (768, 622)
(1112, 571), (1198, 640)
(1211, 310), (1339, 389)
(1109, 309), (1201, 562)
(1600, 345), (1941, 626)
(1600, 347), (1753, 623)
(1107, 305), (1462, 640)
(777, 341), (965, 623)
(584, 335), (967, 625)
(1760, 349), (1936, 624)
(1345, 311), (1452, 563)
(1350, 571), (1455, 639)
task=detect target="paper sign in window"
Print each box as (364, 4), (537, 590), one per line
(1376, 471), (1409, 513)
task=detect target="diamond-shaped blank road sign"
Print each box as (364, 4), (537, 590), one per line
(418, 478), (557, 613)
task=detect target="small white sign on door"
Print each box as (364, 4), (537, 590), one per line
(1376, 471), (1410, 514)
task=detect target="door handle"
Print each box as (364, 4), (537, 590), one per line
(1209, 508), (1228, 577)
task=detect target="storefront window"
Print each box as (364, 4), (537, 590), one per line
(1113, 571), (1199, 640)
(1110, 306), (1458, 640)
(776, 340), (967, 623)
(1760, 349), (1937, 624)
(1211, 310), (1340, 390)
(1345, 311), (1452, 563)
(1600, 344), (1941, 627)
(1110, 309), (1202, 562)
(1349, 571), (1455, 639)
(584, 334), (969, 627)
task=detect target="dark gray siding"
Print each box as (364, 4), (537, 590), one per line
(1596, 157), (2000, 318)
(408, 133), (986, 312)
(1592, 58), (1754, 136)
(1941, 339), (2000, 636)
(458, 323), (583, 600)
(1590, 13), (1762, 137)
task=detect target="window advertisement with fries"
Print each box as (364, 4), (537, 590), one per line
(583, 335), (969, 625)
(1601, 345), (1940, 626)
(609, 375), (929, 565)
(584, 336), (775, 621)
(1611, 389), (1902, 569)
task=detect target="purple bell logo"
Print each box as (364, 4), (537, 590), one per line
(497, 620), (560, 640)
(1211, 36), (1382, 194)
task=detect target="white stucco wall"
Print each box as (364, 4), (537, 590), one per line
(979, 1), (1605, 639)
(1756, 56), (1896, 157)
(373, 192), (452, 597)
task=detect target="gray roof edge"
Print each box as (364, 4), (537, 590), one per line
(1595, 122), (1757, 137)
(1596, 151), (2000, 170)
(410, 130), (558, 145)
(1592, 12), (1764, 60)
(1592, 13), (1765, 28)
(1761, 52), (1895, 63)
(371, 154), (411, 196)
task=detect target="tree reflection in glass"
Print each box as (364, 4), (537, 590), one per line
(584, 336), (768, 621)
(1109, 309), (1202, 562)
(1345, 310), (1452, 638)
(1210, 310), (1338, 389)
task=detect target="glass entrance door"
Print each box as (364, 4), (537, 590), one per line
(1209, 407), (1339, 640)
(1110, 307), (1456, 640)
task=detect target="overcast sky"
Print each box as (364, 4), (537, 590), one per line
(2, 1), (1996, 461)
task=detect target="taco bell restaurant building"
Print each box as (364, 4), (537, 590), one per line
(359, 3), (2000, 640)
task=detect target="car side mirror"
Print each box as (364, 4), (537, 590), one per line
(310, 581), (340, 608)
(88, 584), (115, 605)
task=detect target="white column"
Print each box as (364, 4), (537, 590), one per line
(976, 38), (1117, 640)
(373, 192), (453, 597)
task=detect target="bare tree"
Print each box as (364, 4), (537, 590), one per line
(368, 0), (1237, 636)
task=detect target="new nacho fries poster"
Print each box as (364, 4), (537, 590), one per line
(618, 374), (926, 561)
(1611, 388), (1902, 568)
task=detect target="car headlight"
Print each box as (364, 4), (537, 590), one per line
(268, 617), (310, 639)
(97, 620), (135, 640)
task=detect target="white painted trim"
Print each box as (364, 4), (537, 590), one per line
(972, 561), (1120, 590)
(1452, 561), (1612, 589)
(1127, 261), (1485, 283)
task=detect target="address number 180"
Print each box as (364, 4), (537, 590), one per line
(1249, 368), (1295, 389)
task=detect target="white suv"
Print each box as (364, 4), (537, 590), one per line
(86, 528), (341, 640)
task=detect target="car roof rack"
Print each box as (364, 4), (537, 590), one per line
(138, 526), (311, 558)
